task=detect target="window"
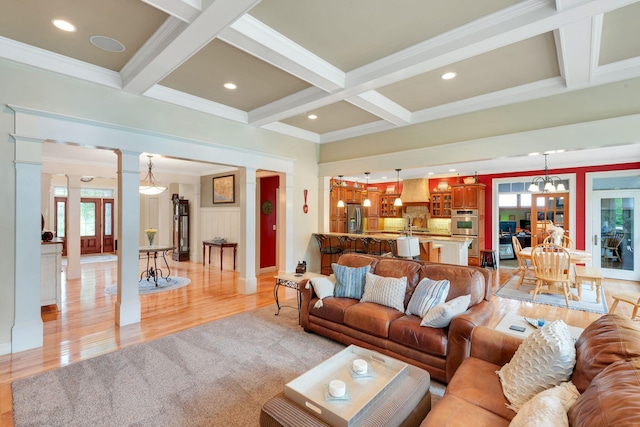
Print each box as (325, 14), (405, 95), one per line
(498, 194), (518, 207)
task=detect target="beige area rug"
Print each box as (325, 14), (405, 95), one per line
(495, 274), (608, 314)
(12, 301), (445, 426)
(104, 276), (191, 295)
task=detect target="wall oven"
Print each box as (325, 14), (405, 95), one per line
(451, 209), (478, 236)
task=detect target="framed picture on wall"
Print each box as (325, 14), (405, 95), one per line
(213, 175), (235, 204)
(525, 212), (531, 220)
(509, 215), (516, 221)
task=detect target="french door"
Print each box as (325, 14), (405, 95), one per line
(590, 190), (639, 280)
(54, 197), (115, 255)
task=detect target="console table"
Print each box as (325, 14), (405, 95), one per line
(139, 245), (174, 286)
(202, 240), (237, 271)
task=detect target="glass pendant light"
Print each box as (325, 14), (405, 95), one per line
(139, 155), (167, 195)
(336, 175), (345, 208)
(363, 172), (371, 207)
(393, 169), (403, 207)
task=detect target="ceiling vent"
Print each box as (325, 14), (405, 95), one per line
(90, 35), (126, 52)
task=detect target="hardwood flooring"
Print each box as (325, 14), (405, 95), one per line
(1, 257), (638, 426)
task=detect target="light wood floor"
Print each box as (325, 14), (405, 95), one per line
(1, 257), (638, 426)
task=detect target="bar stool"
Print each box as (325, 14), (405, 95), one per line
(314, 234), (342, 275)
(337, 235), (366, 255)
(480, 250), (496, 270)
(365, 238), (394, 256)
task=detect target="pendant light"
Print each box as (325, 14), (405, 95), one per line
(336, 175), (345, 208)
(393, 169), (403, 207)
(139, 155), (167, 195)
(363, 172), (371, 207)
(527, 154), (565, 193)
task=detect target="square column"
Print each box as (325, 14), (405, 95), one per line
(115, 150), (142, 326)
(12, 136), (44, 352)
(238, 167), (257, 294)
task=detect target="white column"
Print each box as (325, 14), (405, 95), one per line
(238, 167), (257, 294)
(284, 172), (295, 273)
(12, 136), (44, 352)
(65, 175), (82, 279)
(115, 150), (141, 326)
(40, 173), (52, 229)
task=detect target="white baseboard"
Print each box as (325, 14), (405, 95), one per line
(0, 340), (12, 356)
(259, 266), (276, 275)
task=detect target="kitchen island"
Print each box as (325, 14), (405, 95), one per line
(317, 232), (472, 266)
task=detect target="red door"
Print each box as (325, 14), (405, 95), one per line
(260, 176), (279, 269)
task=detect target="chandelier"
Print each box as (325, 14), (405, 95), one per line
(139, 155), (167, 195)
(528, 154), (565, 193)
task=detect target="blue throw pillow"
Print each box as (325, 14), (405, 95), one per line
(332, 263), (370, 299)
(406, 277), (450, 318)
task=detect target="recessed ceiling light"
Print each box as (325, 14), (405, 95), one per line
(441, 72), (457, 80)
(428, 172), (434, 175)
(90, 35), (125, 52)
(449, 168), (456, 172)
(308, 114), (318, 120)
(224, 83), (237, 90)
(52, 19), (76, 32)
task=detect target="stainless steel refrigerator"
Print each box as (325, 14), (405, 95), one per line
(345, 204), (364, 234)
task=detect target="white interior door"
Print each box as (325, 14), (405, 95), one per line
(590, 190), (639, 280)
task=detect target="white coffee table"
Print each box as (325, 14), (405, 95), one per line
(495, 313), (584, 342)
(274, 272), (325, 323)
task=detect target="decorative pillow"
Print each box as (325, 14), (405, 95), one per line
(306, 274), (336, 309)
(509, 382), (580, 427)
(360, 273), (407, 312)
(332, 263), (370, 299)
(498, 320), (576, 412)
(420, 294), (471, 328)
(508, 395), (569, 427)
(405, 278), (450, 318)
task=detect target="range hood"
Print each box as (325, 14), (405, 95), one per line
(400, 178), (430, 203)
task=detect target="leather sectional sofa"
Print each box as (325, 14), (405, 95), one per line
(299, 253), (493, 384)
(422, 314), (640, 426)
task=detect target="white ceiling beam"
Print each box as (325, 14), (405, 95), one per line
(121, 0), (260, 95)
(219, 14), (345, 92)
(141, 0), (202, 23)
(246, 0), (640, 130)
(346, 91), (411, 126)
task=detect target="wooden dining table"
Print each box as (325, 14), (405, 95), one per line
(519, 246), (592, 265)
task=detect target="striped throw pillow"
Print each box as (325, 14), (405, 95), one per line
(332, 263), (370, 299)
(360, 273), (408, 312)
(406, 278), (450, 318)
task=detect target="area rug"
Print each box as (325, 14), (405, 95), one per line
(12, 302), (445, 427)
(495, 274), (608, 314)
(104, 276), (190, 295)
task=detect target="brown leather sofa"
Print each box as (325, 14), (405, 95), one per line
(299, 253), (493, 384)
(422, 314), (640, 426)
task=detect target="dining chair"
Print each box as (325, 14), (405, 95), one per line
(542, 234), (574, 249)
(511, 236), (535, 289)
(609, 293), (640, 319)
(530, 243), (573, 307)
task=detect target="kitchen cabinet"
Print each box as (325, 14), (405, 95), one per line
(343, 187), (362, 204)
(379, 194), (401, 217)
(531, 192), (569, 246)
(330, 188), (344, 232)
(451, 184), (484, 209)
(365, 190), (380, 230)
(430, 192), (452, 217)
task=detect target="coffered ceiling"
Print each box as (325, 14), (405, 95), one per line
(1, 0), (640, 177)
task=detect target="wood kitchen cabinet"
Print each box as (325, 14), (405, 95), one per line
(343, 187), (362, 204)
(451, 184), (484, 209)
(379, 194), (401, 217)
(365, 190), (380, 230)
(330, 188), (345, 232)
(430, 192), (452, 217)
(531, 192), (569, 246)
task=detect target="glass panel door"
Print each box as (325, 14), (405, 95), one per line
(80, 198), (101, 254)
(592, 191), (639, 280)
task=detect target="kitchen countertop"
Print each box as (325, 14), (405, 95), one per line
(320, 231), (470, 243)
